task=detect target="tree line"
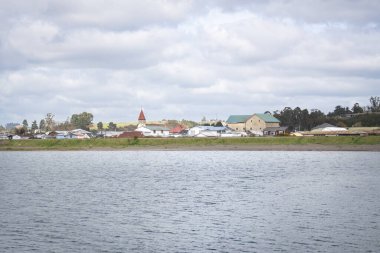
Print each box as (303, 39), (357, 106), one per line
(7, 112), (94, 135)
(2, 96), (379, 135)
(273, 96), (380, 131)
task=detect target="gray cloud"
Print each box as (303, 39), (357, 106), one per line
(0, 0), (379, 125)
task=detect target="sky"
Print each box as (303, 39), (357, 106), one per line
(1, 0), (380, 125)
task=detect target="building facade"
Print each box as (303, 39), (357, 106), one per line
(226, 113), (281, 134)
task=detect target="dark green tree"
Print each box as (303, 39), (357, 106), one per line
(352, 103), (364, 114)
(39, 119), (46, 132)
(97, 122), (103, 131)
(22, 119), (28, 130)
(215, 121), (223, 127)
(332, 105), (346, 116)
(70, 112), (93, 130)
(309, 109), (326, 128)
(108, 122), (117, 131)
(31, 120), (38, 132)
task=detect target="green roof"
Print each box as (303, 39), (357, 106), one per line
(226, 115), (252, 123)
(255, 113), (280, 123)
(146, 125), (170, 131)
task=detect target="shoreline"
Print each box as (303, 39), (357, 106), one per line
(1, 136), (380, 151)
(1, 144), (380, 151)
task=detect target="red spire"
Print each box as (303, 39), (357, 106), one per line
(138, 109), (146, 121)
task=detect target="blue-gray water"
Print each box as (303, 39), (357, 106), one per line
(0, 151), (379, 252)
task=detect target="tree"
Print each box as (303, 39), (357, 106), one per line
(22, 119), (28, 130)
(15, 126), (25, 135)
(31, 120), (38, 132)
(352, 103), (364, 114)
(70, 112), (93, 130)
(215, 121), (223, 127)
(39, 119), (46, 132)
(292, 107), (302, 131)
(369, 96), (380, 112)
(108, 122), (117, 131)
(332, 105), (346, 116)
(44, 113), (55, 131)
(309, 109), (326, 128)
(56, 118), (73, 131)
(97, 122), (103, 130)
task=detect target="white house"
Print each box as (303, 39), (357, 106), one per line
(70, 129), (93, 139)
(188, 126), (229, 137)
(135, 125), (170, 137)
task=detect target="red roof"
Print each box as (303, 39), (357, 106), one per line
(170, 125), (186, 134)
(138, 109), (146, 121)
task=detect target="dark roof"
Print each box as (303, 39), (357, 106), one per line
(138, 109), (146, 121)
(255, 113), (280, 123)
(311, 123), (336, 131)
(226, 115), (251, 123)
(263, 126), (288, 131)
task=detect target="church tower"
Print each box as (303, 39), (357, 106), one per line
(138, 108), (146, 127)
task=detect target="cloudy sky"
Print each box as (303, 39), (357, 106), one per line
(1, 0), (379, 125)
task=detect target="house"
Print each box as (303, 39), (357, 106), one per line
(135, 125), (170, 137)
(263, 126), (289, 136)
(188, 126), (228, 137)
(70, 129), (93, 139)
(134, 108), (170, 137)
(0, 134), (9, 140)
(225, 115), (251, 132)
(170, 125), (186, 134)
(226, 113), (281, 135)
(56, 131), (70, 139)
(103, 131), (123, 138)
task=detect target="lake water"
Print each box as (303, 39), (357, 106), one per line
(0, 151), (379, 252)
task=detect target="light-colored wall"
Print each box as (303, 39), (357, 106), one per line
(245, 115), (266, 132)
(226, 122), (246, 132)
(228, 115), (280, 132)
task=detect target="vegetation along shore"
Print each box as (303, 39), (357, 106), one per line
(1, 136), (380, 151)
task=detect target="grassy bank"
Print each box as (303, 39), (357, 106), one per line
(1, 136), (380, 151)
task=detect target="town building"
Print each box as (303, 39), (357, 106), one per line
(188, 126), (228, 137)
(138, 108), (146, 127)
(226, 113), (281, 135)
(135, 108), (170, 137)
(135, 125), (170, 137)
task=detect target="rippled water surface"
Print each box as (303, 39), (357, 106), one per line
(0, 151), (379, 252)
